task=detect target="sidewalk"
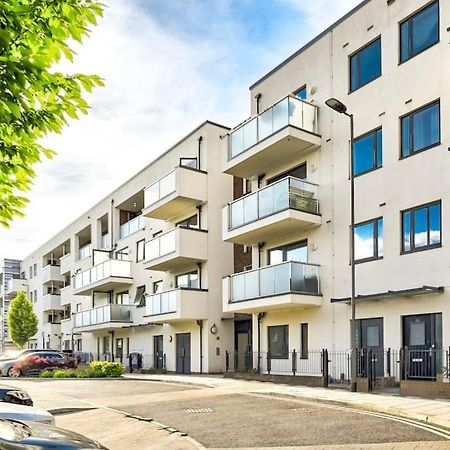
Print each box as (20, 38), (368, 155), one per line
(122, 373), (450, 430)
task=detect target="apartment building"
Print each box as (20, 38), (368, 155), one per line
(0, 259), (24, 351)
(14, 121), (233, 373)
(221, 0), (449, 380)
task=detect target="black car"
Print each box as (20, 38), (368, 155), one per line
(0, 419), (108, 449)
(0, 386), (32, 406)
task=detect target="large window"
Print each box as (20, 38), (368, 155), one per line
(350, 38), (381, 92)
(268, 240), (307, 265)
(353, 128), (382, 176)
(401, 101), (440, 158)
(176, 214), (199, 229)
(400, 1), (439, 63)
(354, 218), (383, 262)
(136, 239), (145, 262)
(176, 271), (199, 289)
(402, 201), (441, 253)
(268, 325), (289, 359)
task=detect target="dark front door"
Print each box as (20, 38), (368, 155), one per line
(359, 318), (384, 378)
(153, 335), (164, 370)
(234, 319), (252, 371)
(403, 313), (442, 380)
(176, 333), (191, 374)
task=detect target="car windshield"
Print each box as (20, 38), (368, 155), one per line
(0, 420), (23, 441)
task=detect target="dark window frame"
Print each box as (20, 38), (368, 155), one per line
(401, 200), (442, 254)
(134, 285), (146, 307)
(400, 99), (441, 159)
(399, 0), (440, 64)
(176, 214), (199, 229)
(268, 239), (308, 265)
(293, 84), (307, 100)
(267, 162), (307, 185)
(353, 127), (383, 177)
(349, 36), (382, 93)
(354, 217), (384, 264)
(300, 323), (308, 359)
(152, 280), (163, 294)
(268, 325), (289, 359)
(136, 239), (145, 262)
(175, 270), (199, 289)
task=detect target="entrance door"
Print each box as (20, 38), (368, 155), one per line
(403, 313), (442, 380)
(153, 335), (164, 370)
(359, 318), (384, 377)
(176, 333), (191, 374)
(234, 319), (252, 371)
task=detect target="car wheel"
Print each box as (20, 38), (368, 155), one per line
(7, 367), (21, 378)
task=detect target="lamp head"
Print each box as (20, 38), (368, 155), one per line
(325, 98), (348, 114)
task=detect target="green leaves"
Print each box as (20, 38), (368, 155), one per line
(0, 0), (104, 227)
(7, 291), (38, 349)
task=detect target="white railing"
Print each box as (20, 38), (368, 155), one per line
(73, 259), (131, 290)
(144, 229), (176, 262)
(228, 95), (318, 160)
(78, 243), (92, 260)
(230, 261), (320, 302)
(145, 289), (177, 316)
(73, 304), (133, 328)
(227, 176), (319, 230)
(119, 215), (146, 240)
(144, 170), (176, 208)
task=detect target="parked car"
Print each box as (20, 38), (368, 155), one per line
(0, 351), (77, 377)
(0, 385), (33, 406)
(0, 403), (54, 425)
(0, 418), (108, 449)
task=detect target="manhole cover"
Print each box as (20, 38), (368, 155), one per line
(185, 408), (215, 414)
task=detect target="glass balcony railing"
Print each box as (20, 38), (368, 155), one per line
(229, 95), (318, 160)
(73, 304), (133, 328)
(228, 176), (318, 230)
(144, 229), (176, 262)
(144, 170), (176, 208)
(73, 259), (131, 290)
(101, 234), (110, 249)
(119, 215), (146, 240)
(230, 261), (320, 303)
(146, 289), (178, 316)
(78, 243), (92, 260)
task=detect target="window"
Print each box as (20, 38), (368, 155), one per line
(402, 201), (441, 253)
(244, 179), (252, 194)
(268, 325), (289, 359)
(350, 38), (381, 92)
(33, 264), (37, 276)
(353, 128), (382, 176)
(400, 1), (439, 63)
(133, 285), (146, 307)
(116, 291), (129, 305)
(294, 85), (307, 100)
(76, 303), (82, 312)
(115, 247), (129, 261)
(401, 101), (440, 158)
(243, 264), (253, 271)
(180, 157), (197, 169)
(29, 291), (33, 303)
(354, 218), (383, 262)
(269, 240), (307, 265)
(34, 290), (37, 303)
(267, 163), (307, 184)
(153, 280), (163, 294)
(116, 338), (123, 357)
(244, 245), (252, 254)
(176, 215), (198, 229)
(176, 271), (199, 289)
(29, 266), (32, 279)
(300, 323), (308, 359)
(136, 239), (145, 262)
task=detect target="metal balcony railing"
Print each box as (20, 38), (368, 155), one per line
(73, 304), (133, 328)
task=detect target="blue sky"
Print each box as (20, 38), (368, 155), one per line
(0, 0), (361, 259)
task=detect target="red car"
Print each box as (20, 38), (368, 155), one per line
(6, 351), (77, 377)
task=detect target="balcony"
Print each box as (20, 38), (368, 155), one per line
(223, 96), (321, 179)
(119, 215), (146, 240)
(73, 259), (133, 295)
(143, 227), (207, 272)
(223, 177), (321, 245)
(42, 264), (63, 284)
(223, 261), (322, 314)
(144, 288), (208, 323)
(59, 253), (72, 274)
(60, 285), (71, 305)
(78, 243), (92, 261)
(73, 304), (133, 332)
(43, 322), (61, 336)
(43, 294), (62, 311)
(5, 278), (27, 296)
(142, 166), (207, 220)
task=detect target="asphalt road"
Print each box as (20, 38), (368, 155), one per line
(6, 378), (450, 449)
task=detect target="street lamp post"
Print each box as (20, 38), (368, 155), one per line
(326, 98), (357, 393)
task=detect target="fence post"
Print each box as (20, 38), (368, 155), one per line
(367, 349), (372, 392)
(387, 348), (391, 378)
(225, 351), (229, 372)
(292, 349), (297, 376)
(163, 353), (167, 371)
(128, 354), (133, 373)
(322, 349), (329, 388)
(267, 351), (271, 375)
(138, 353), (142, 370)
(399, 347), (405, 380)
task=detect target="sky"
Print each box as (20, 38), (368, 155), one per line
(0, 0), (361, 260)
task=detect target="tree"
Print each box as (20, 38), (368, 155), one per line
(0, 0), (104, 227)
(7, 290), (38, 349)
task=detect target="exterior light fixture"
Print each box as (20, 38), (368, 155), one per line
(210, 324), (217, 335)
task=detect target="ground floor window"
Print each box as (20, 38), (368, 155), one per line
(300, 323), (308, 359)
(268, 325), (288, 359)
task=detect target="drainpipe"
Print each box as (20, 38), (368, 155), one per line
(258, 242), (265, 268)
(197, 320), (203, 374)
(197, 262), (202, 289)
(257, 312), (265, 372)
(197, 136), (203, 170)
(196, 205), (202, 229)
(257, 174), (265, 189)
(109, 330), (115, 362)
(255, 93), (262, 114)
(110, 199), (114, 251)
